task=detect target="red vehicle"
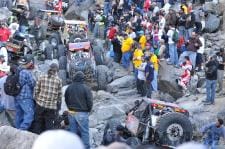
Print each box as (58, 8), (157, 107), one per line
(103, 99), (193, 148)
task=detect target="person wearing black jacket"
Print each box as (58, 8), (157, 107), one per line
(111, 34), (122, 63)
(203, 55), (219, 105)
(65, 71), (93, 149)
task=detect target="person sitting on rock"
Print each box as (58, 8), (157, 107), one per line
(202, 118), (225, 149)
(177, 56), (192, 96)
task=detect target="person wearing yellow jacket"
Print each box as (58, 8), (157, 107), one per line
(149, 51), (159, 91)
(121, 33), (134, 70)
(133, 44), (144, 94)
(138, 31), (147, 50)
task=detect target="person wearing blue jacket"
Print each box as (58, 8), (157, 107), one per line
(202, 119), (225, 149)
(15, 55), (36, 130)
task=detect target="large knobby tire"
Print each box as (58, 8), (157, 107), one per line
(96, 65), (108, 90)
(102, 119), (122, 145)
(126, 137), (141, 148)
(44, 44), (54, 60)
(49, 32), (61, 48)
(155, 112), (193, 147)
(57, 44), (66, 58)
(59, 56), (67, 70)
(93, 46), (104, 65)
(58, 69), (67, 86)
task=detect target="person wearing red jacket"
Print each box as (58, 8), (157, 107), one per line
(107, 25), (117, 40)
(0, 23), (11, 42)
(54, 0), (62, 14)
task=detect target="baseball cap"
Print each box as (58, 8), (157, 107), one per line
(19, 54), (34, 65)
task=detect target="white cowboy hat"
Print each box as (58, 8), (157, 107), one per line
(0, 64), (10, 72)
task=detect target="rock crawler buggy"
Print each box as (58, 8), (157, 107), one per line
(103, 99), (193, 148)
(58, 20), (107, 88)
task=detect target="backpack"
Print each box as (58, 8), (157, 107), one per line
(172, 29), (179, 43)
(4, 69), (22, 96)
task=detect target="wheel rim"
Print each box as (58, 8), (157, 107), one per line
(166, 123), (183, 142)
(51, 38), (58, 47)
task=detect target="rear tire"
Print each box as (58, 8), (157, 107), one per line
(155, 112), (193, 147)
(96, 65), (108, 90)
(126, 137), (141, 148)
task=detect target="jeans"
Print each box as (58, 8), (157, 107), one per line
(121, 52), (131, 69)
(204, 135), (219, 149)
(206, 79), (217, 103)
(103, 2), (112, 15)
(178, 26), (186, 38)
(113, 52), (122, 63)
(15, 98), (34, 130)
(93, 22), (100, 38)
(151, 70), (158, 91)
(68, 112), (90, 149)
(146, 81), (153, 98)
(168, 43), (178, 65)
(19, 25), (28, 34)
(137, 79), (146, 96)
(32, 104), (57, 134)
(185, 28), (194, 41)
(179, 51), (197, 68)
(217, 70), (224, 92)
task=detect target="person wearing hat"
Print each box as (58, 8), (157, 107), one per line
(14, 55), (36, 130)
(65, 71), (93, 149)
(216, 48), (225, 94)
(32, 63), (62, 134)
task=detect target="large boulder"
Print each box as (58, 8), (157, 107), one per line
(65, 0), (94, 20)
(107, 75), (135, 93)
(204, 13), (221, 33)
(158, 61), (183, 99)
(0, 126), (38, 149)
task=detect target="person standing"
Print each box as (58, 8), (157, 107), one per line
(15, 56), (36, 130)
(216, 48), (225, 95)
(179, 32), (202, 68)
(149, 51), (159, 92)
(145, 57), (154, 98)
(203, 55), (219, 105)
(0, 23), (11, 43)
(137, 56), (147, 97)
(65, 71), (93, 149)
(167, 25), (179, 66)
(121, 33), (134, 71)
(33, 63), (62, 134)
(0, 65), (15, 113)
(111, 33), (122, 63)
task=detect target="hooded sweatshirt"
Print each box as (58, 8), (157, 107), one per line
(65, 72), (93, 112)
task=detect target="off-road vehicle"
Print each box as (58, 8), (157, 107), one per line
(103, 99), (193, 148)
